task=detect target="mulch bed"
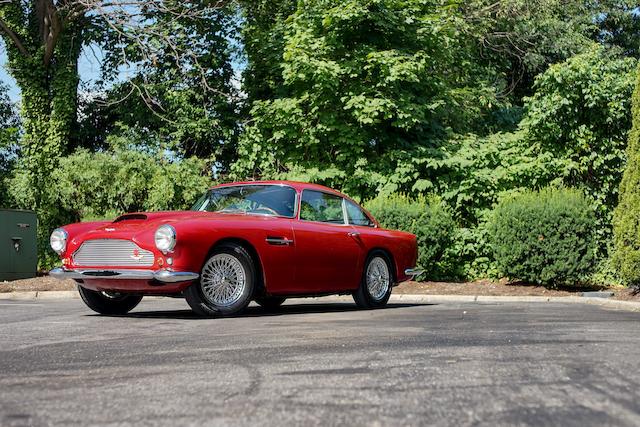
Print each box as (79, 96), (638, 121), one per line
(2, 276), (639, 302)
(0, 276), (76, 293)
(395, 279), (639, 302)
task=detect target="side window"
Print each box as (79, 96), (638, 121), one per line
(300, 190), (345, 224)
(345, 200), (375, 227)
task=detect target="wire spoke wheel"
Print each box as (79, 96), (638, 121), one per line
(201, 253), (247, 307)
(366, 256), (390, 301)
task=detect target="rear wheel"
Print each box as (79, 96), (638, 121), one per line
(255, 296), (286, 311)
(185, 243), (256, 317)
(78, 286), (143, 315)
(353, 252), (393, 309)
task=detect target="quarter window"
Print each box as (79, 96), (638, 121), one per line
(345, 200), (375, 227)
(300, 191), (345, 224)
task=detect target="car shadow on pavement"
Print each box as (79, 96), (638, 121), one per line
(100, 302), (433, 320)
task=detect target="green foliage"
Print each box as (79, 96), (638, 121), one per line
(0, 82), (21, 208)
(78, 5), (240, 170)
(462, 1), (640, 102)
(233, 0), (506, 197)
(437, 131), (561, 224)
(365, 194), (458, 279)
(612, 65), (640, 286)
(488, 188), (598, 285)
(522, 46), (637, 248)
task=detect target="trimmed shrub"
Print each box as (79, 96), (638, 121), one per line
(613, 65), (640, 287)
(365, 194), (458, 280)
(488, 187), (597, 285)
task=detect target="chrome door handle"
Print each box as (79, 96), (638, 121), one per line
(347, 232), (360, 237)
(266, 237), (294, 246)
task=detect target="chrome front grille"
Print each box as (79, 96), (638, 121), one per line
(73, 239), (154, 267)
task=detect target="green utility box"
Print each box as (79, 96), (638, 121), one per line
(0, 209), (37, 281)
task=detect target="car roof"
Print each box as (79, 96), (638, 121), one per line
(209, 180), (379, 227)
(211, 180), (344, 196)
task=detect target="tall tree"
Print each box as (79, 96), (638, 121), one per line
(612, 65), (640, 287)
(233, 0), (503, 199)
(76, 4), (240, 170)
(0, 81), (21, 208)
(463, 0), (640, 103)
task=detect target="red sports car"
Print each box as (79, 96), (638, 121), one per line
(50, 181), (422, 316)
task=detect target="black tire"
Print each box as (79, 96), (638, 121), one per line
(78, 286), (143, 315)
(255, 296), (286, 311)
(185, 243), (256, 317)
(353, 251), (393, 309)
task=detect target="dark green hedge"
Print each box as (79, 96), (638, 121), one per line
(488, 188), (597, 285)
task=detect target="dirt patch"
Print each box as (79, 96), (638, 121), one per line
(611, 287), (640, 301)
(0, 276), (75, 293)
(395, 280), (574, 296)
(395, 279), (637, 301)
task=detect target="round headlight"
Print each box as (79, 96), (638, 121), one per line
(154, 225), (176, 252)
(50, 228), (68, 255)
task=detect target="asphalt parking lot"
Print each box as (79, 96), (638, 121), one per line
(1, 297), (640, 426)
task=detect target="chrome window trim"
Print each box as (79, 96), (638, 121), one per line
(198, 183), (299, 219)
(344, 199), (376, 228)
(298, 189), (349, 226)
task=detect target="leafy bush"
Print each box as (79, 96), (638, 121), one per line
(9, 147), (210, 269)
(365, 194), (458, 280)
(612, 65), (640, 287)
(44, 148), (210, 218)
(488, 187), (597, 285)
(523, 46), (637, 248)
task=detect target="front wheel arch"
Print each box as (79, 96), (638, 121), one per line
(204, 237), (265, 295)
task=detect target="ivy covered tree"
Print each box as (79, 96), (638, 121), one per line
(0, 0), (229, 264)
(0, 82), (21, 208)
(612, 65), (640, 287)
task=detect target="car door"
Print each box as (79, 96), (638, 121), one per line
(292, 190), (364, 292)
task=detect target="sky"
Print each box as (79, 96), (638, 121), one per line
(0, 42), (111, 104)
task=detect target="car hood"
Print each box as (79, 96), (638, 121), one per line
(73, 211), (249, 241)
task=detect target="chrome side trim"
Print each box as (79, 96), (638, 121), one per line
(404, 268), (425, 278)
(50, 267), (199, 283)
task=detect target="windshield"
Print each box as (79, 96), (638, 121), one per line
(191, 185), (297, 217)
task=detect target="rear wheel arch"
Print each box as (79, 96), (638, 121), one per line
(366, 247), (397, 284)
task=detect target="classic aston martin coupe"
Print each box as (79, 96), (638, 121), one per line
(50, 181), (422, 316)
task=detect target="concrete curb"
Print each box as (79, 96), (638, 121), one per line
(1, 291), (639, 312)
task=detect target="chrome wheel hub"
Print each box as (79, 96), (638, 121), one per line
(201, 254), (246, 307)
(366, 257), (390, 301)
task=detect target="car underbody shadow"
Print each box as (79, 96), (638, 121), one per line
(90, 302), (434, 320)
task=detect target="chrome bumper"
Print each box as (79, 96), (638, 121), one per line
(50, 267), (199, 283)
(404, 268), (425, 278)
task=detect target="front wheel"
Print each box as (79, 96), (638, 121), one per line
(185, 243), (256, 317)
(78, 286), (143, 315)
(353, 252), (393, 309)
